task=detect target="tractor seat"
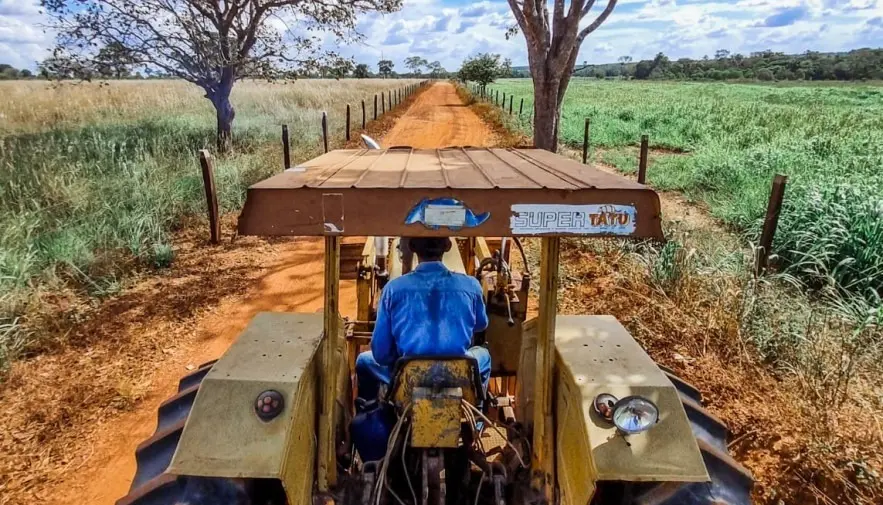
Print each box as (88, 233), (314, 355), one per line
(387, 355), (485, 408)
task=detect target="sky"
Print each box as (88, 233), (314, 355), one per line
(1, 0), (881, 72)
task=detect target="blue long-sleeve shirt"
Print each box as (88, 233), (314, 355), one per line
(371, 261), (489, 367)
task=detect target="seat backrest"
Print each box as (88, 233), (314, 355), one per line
(388, 355), (483, 407)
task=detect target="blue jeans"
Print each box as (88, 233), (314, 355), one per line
(355, 347), (492, 401)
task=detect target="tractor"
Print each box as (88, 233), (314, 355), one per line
(117, 143), (753, 505)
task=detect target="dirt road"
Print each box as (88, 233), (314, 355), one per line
(0, 82), (493, 505)
(381, 81), (496, 147)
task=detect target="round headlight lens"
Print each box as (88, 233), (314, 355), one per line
(612, 396), (659, 434)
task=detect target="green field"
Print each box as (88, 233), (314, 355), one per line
(0, 79), (416, 365)
(488, 78), (883, 303)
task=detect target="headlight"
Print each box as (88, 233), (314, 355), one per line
(612, 396), (659, 434)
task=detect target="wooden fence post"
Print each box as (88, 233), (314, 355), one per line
(756, 175), (788, 275)
(519, 98), (524, 116)
(495, 90), (499, 106)
(388, 90), (392, 111)
(199, 150), (220, 244)
(582, 118), (591, 165)
(381, 92), (385, 114)
(502, 92), (506, 109)
(638, 135), (649, 184)
(362, 100), (366, 129)
(374, 95), (378, 120)
(282, 124), (291, 170)
(509, 97), (513, 115)
(345, 104), (351, 142)
(322, 112), (329, 153)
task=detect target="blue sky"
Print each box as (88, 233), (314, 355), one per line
(1, 0), (881, 72)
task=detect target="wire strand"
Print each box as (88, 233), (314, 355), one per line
(462, 400), (526, 468)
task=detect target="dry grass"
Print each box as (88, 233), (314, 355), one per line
(0, 79), (415, 134)
(0, 78), (419, 369)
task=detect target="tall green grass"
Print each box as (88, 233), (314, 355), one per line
(488, 79), (883, 304)
(0, 79), (418, 367)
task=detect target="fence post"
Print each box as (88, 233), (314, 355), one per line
(362, 100), (366, 129)
(638, 135), (649, 184)
(345, 104), (351, 142)
(381, 92), (385, 114)
(519, 98), (524, 116)
(199, 150), (220, 244)
(282, 124), (291, 170)
(756, 175), (788, 275)
(502, 92), (506, 109)
(374, 95), (378, 120)
(322, 111), (329, 153)
(509, 97), (513, 115)
(495, 90), (499, 106)
(388, 90), (392, 111)
(582, 119), (591, 165)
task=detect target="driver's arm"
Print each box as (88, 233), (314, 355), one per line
(471, 278), (489, 333)
(370, 287), (398, 367)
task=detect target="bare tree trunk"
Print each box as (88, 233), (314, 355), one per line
(209, 70), (236, 153)
(532, 75), (561, 152)
(214, 93), (235, 153)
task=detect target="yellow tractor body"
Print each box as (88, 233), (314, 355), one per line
(118, 148), (752, 505)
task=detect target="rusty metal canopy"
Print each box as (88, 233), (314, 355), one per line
(238, 148), (663, 238)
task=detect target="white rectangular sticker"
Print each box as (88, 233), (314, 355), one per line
(424, 204), (467, 228)
(510, 204), (637, 235)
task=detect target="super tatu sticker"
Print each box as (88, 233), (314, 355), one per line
(510, 204), (637, 235)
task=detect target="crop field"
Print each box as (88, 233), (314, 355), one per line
(0, 79), (416, 364)
(489, 79), (883, 304)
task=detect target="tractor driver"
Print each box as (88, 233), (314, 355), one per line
(355, 237), (491, 401)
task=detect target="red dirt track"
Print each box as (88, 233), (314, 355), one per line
(382, 81), (495, 147)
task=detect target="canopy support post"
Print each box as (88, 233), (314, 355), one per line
(318, 235), (341, 492)
(531, 236), (559, 502)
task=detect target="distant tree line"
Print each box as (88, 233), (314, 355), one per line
(574, 48), (883, 81)
(0, 64), (34, 79)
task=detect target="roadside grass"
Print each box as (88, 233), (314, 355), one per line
(0, 79), (418, 368)
(486, 79), (883, 306)
(460, 81), (883, 504)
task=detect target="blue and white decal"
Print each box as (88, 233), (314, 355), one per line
(510, 204), (637, 235)
(405, 198), (490, 230)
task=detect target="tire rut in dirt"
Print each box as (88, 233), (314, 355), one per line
(116, 360), (218, 505)
(632, 365), (754, 505)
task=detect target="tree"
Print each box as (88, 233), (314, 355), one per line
(427, 61), (445, 78)
(0, 64), (20, 80)
(95, 42), (136, 78)
(617, 55), (631, 77)
(42, 0), (401, 151)
(404, 56), (428, 77)
(505, 0), (618, 151)
(458, 53), (507, 88)
(378, 59), (394, 78)
(328, 60), (354, 79)
(354, 63), (370, 78)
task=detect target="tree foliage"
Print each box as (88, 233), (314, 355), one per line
(578, 48), (883, 82)
(378, 59), (394, 78)
(457, 53), (508, 87)
(404, 56), (428, 77)
(41, 0), (402, 150)
(353, 63), (370, 78)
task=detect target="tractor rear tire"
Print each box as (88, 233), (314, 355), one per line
(115, 360), (220, 505)
(631, 365), (754, 505)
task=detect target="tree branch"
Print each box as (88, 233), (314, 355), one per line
(577, 0), (616, 43)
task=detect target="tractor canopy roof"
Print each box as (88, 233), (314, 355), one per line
(237, 147), (663, 239)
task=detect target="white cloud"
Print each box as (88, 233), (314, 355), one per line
(0, 0), (52, 70)
(0, 0), (880, 72)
